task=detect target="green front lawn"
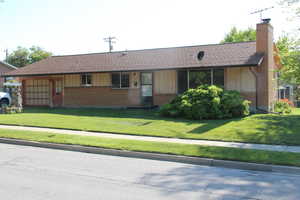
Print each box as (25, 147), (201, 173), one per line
(0, 107), (300, 145)
(0, 128), (299, 167)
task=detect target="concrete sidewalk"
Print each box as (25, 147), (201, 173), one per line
(0, 124), (300, 153)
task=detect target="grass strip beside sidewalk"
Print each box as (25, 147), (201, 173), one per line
(0, 128), (300, 167)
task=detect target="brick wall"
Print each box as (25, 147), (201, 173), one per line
(153, 94), (176, 106)
(64, 87), (141, 107)
(255, 22), (277, 111)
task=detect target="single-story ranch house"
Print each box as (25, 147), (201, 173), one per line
(4, 21), (280, 111)
(0, 61), (17, 90)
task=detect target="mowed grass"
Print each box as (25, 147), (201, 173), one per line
(0, 128), (300, 167)
(0, 107), (300, 145)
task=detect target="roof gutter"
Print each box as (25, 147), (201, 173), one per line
(249, 67), (259, 111)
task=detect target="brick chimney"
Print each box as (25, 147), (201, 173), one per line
(255, 19), (277, 111)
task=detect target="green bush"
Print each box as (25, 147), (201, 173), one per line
(159, 85), (251, 120)
(274, 101), (292, 114)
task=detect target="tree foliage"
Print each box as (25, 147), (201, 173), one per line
(220, 27), (256, 43)
(277, 35), (300, 84)
(6, 46), (52, 68)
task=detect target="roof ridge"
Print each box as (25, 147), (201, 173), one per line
(52, 41), (256, 58)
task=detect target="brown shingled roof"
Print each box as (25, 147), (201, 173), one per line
(4, 41), (263, 77)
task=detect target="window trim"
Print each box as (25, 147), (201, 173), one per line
(111, 72), (130, 89)
(80, 73), (92, 87)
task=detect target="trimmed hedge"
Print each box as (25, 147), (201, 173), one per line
(159, 85), (250, 120)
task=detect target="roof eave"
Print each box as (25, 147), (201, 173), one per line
(0, 61), (17, 70)
(2, 63), (260, 77)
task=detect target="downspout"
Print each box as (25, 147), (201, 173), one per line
(249, 67), (258, 112)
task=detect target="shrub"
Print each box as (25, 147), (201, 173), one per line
(1, 105), (23, 114)
(159, 85), (251, 120)
(279, 98), (294, 107)
(221, 90), (251, 118)
(274, 100), (292, 114)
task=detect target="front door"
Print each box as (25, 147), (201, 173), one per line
(52, 79), (63, 107)
(141, 72), (153, 106)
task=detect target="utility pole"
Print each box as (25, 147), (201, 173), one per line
(5, 49), (8, 60)
(250, 6), (274, 22)
(103, 36), (116, 52)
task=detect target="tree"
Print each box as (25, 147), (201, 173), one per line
(28, 46), (52, 64)
(6, 46), (52, 68)
(5, 47), (30, 68)
(277, 35), (300, 84)
(220, 27), (256, 43)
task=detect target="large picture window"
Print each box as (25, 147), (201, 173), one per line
(81, 74), (92, 86)
(189, 69), (224, 89)
(189, 70), (211, 88)
(112, 72), (130, 88)
(178, 69), (224, 93)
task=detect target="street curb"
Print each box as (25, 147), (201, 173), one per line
(0, 137), (299, 174)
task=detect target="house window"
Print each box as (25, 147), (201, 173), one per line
(177, 70), (188, 94)
(112, 72), (130, 88)
(178, 69), (224, 94)
(213, 69), (225, 87)
(189, 70), (211, 88)
(81, 74), (92, 86)
(189, 69), (224, 89)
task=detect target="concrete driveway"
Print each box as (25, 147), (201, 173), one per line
(0, 143), (299, 200)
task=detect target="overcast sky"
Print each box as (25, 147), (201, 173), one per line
(0, 0), (298, 59)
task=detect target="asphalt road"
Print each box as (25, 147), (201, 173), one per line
(0, 143), (300, 200)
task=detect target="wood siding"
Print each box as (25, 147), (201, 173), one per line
(64, 74), (80, 87)
(225, 67), (255, 92)
(225, 67), (256, 107)
(154, 70), (177, 94)
(92, 73), (111, 86)
(153, 70), (177, 106)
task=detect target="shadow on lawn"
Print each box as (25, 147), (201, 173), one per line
(187, 118), (241, 134)
(23, 107), (160, 119)
(22, 107), (235, 135)
(234, 114), (300, 145)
